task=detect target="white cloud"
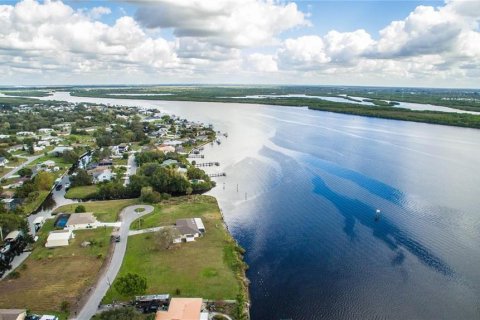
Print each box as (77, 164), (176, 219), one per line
(245, 53), (278, 72)
(134, 0), (309, 48)
(88, 6), (111, 19)
(0, 0), (178, 82)
(0, 0), (479, 87)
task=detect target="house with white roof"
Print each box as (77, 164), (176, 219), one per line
(45, 230), (74, 248)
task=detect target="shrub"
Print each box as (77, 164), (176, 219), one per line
(75, 205), (86, 213)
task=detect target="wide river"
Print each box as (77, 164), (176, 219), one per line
(43, 92), (480, 319)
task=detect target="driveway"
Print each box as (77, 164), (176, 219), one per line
(123, 152), (138, 187)
(0, 154), (42, 180)
(74, 205), (154, 320)
(128, 226), (164, 236)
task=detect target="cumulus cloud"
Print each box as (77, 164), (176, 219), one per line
(275, 0), (480, 85)
(134, 0), (308, 48)
(245, 53), (278, 72)
(0, 0), (179, 82)
(0, 0), (479, 86)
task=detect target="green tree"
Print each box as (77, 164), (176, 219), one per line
(34, 171), (54, 191)
(70, 169), (92, 187)
(153, 228), (177, 251)
(114, 273), (147, 299)
(18, 167), (33, 177)
(75, 205), (86, 213)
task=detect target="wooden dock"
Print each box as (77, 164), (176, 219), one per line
(187, 154), (204, 159)
(208, 172), (226, 177)
(195, 162), (220, 167)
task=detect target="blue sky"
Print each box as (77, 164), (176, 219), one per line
(0, 0), (478, 87)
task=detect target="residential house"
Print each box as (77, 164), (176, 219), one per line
(65, 212), (98, 230)
(0, 157), (8, 167)
(157, 145), (175, 154)
(98, 158), (113, 167)
(173, 218), (205, 243)
(38, 128), (54, 135)
(0, 309), (27, 320)
(16, 131), (35, 137)
(88, 167), (114, 183)
(45, 229), (74, 248)
(161, 159), (178, 167)
(50, 146), (73, 156)
(155, 298), (208, 320)
(78, 152), (92, 170)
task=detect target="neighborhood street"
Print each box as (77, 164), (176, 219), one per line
(123, 152), (138, 187)
(0, 154), (42, 180)
(74, 205), (154, 320)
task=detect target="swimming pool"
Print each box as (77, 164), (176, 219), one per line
(54, 214), (70, 228)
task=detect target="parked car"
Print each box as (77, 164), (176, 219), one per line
(55, 184), (62, 191)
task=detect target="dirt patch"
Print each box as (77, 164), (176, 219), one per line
(0, 256), (103, 312)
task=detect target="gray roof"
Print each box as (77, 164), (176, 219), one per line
(175, 218), (200, 235)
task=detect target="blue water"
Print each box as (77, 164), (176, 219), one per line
(54, 214), (70, 228)
(42, 92), (480, 320)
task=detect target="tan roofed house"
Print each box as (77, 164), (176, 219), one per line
(65, 212), (98, 230)
(156, 298), (204, 320)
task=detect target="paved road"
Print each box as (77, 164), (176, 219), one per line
(0, 154), (42, 180)
(74, 205), (154, 320)
(123, 152), (138, 187)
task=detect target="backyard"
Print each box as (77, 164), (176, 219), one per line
(54, 198), (138, 222)
(65, 185), (98, 199)
(103, 195), (245, 303)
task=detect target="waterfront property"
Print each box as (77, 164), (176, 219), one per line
(155, 298), (207, 320)
(103, 196), (246, 305)
(173, 218), (205, 243)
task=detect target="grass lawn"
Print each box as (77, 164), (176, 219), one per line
(0, 219), (112, 315)
(30, 154), (75, 169)
(104, 195), (244, 303)
(54, 198), (138, 222)
(112, 157), (128, 166)
(65, 185), (98, 199)
(22, 190), (50, 214)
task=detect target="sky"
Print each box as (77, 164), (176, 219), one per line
(0, 0), (479, 88)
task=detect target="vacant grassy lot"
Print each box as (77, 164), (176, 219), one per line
(104, 195), (243, 303)
(0, 219), (112, 315)
(65, 185), (98, 199)
(54, 198), (137, 222)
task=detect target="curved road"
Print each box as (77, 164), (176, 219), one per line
(74, 205), (154, 320)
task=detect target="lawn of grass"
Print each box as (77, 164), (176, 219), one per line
(104, 195), (244, 303)
(0, 219), (112, 315)
(54, 198), (138, 222)
(65, 185), (98, 199)
(22, 190), (50, 215)
(112, 157), (128, 166)
(30, 154), (75, 168)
